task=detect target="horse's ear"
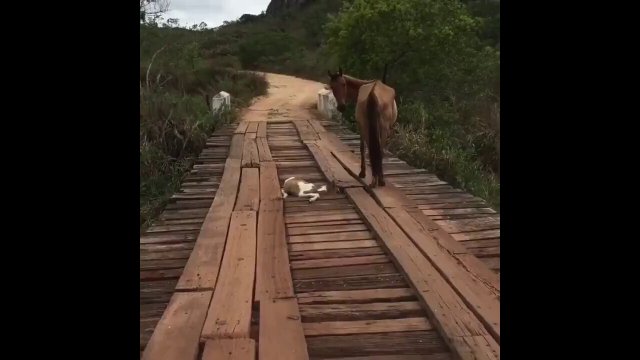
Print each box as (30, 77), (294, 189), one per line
(338, 67), (343, 76)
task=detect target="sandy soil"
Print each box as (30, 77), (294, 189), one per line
(237, 72), (328, 122)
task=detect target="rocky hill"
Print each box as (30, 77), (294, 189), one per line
(266, 0), (315, 14)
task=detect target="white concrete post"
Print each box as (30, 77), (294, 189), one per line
(211, 91), (231, 114)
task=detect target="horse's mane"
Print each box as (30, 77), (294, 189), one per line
(343, 75), (376, 87)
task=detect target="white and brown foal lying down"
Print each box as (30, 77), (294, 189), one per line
(281, 177), (327, 202)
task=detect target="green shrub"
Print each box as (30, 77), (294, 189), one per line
(140, 24), (268, 229)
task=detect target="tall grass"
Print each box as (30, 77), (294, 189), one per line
(339, 100), (500, 210)
(389, 101), (500, 210)
(140, 25), (268, 229)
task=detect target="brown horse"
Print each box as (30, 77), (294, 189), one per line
(327, 68), (398, 187)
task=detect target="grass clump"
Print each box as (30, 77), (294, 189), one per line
(140, 24), (268, 229)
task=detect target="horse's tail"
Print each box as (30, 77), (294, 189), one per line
(366, 82), (383, 179)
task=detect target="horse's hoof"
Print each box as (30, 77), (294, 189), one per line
(358, 171), (366, 178)
(379, 180), (385, 186)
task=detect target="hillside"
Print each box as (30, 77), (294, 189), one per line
(139, 0), (500, 221)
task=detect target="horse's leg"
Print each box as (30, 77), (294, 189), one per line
(359, 137), (366, 178)
(378, 168), (385, 186)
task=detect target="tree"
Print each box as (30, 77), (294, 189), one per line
(237, 32), (297, 68)
(140, 0), (171, 24)
(165, 18), (180, 28)
(324, 0), (496, 101)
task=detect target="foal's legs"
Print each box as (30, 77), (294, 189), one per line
(359, 137), (366, 178)
(298, 192), (320, 202)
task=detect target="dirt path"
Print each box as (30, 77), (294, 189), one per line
(238, 72), (326, 122)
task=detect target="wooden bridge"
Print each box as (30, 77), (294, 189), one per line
(140, 114), (500, 359)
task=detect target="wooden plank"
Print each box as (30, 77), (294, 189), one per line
(289, 239), (378, 252)
(234, 121), (249, 134)
(228, 134), (244, 160)
(256, 157), (294, 301)
(201, 211), (257, 340)
(371, 186), (415, 208)
(287, 224), (367, 236)
(246, 121), (259, 133)
(345, 187), (499, 360)
(289, 247), (385, 261)
(409, 193), (475, 200)
(303, 318), (432, 336)
(257, 122), (267, 137)
(412, 198), (485, 206)
(285, 193), (344, 202)
(306, 331), (448, 358)
(307, 141), (360, 189)
(462, 239), (500, 249)
(469, 246), (500, 258)
(422, 208), (496, 216)
(146, 223), (203, 233)
(141, 291), (212, 360)
(321, 354), (452, 360)
(288, 231), (374, 243)
(481, 257), (500, 271)
(140, 233), (197, 245)
(285, 213), (361, 224)
(140, 259), (186, 270)
(309, 119), (326, 134)
(141, 242), (195, 253)
(293, 120), (320, 141)
(176, 159), (241, 290)
(202, 339), (255, 360)
(290, 255), (389, 270)
(234, 168), (260, 211)
(452, 229), (501, 241)
(420, 202), (488, 210)
(385, 207), (500, 342)
(286, 208), (355, 218)
(259, 298), (310, 360)
(318, 131), (353, 153)
(241, 136), (260, 168)
(259, 162), (282, 209)
(140, 303), (169, 319)
(322, 139), (374, 186)
(297, 288), (415, 305)
(402, 206), (501, 293)
(256, 208), (294, 301)
(140, 268), (182, 281)
(295, 274), (407, 292)
(256, 137), (273, 161)
(299, 301), (424, 322)
(286, 219), (362, 228)
(276, 160), (317, 168)
(293, 263), (395, 280)
(435, 217), (500, 233)
(140, 249), (192, 261)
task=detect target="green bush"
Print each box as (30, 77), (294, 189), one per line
(140, 24), (268, 229)
(324, 0), (500, 207)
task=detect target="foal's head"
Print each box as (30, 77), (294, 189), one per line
(327, 67), (347, 113)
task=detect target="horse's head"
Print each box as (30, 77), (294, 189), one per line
(327, 67), (347, 113)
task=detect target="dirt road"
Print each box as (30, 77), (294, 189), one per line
(238, 72), (327, 122)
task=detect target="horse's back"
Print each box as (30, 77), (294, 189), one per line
(355, 81), (397, 147)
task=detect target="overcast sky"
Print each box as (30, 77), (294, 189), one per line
(163, 0), (271, 28)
